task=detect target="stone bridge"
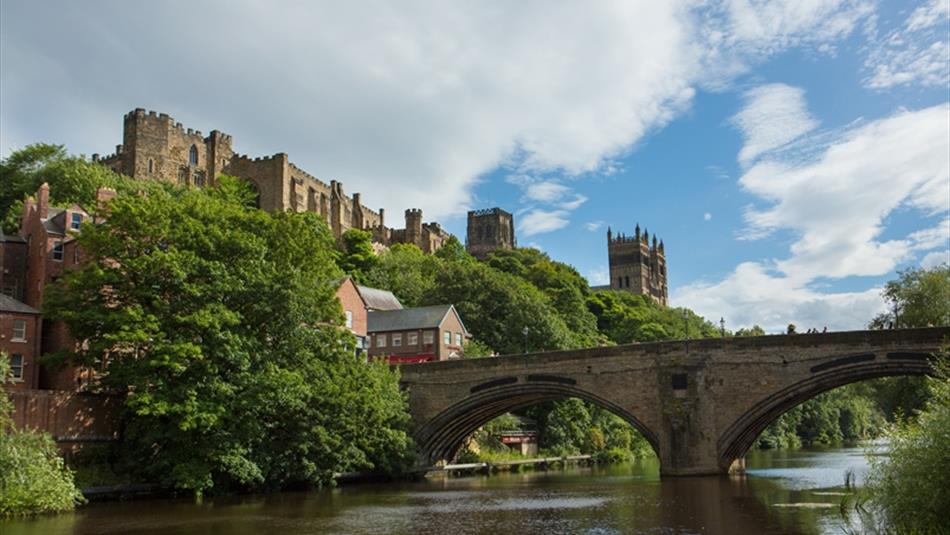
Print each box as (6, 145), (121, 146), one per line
(399, 327), (949, 476)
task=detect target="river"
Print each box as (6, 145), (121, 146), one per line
(3, 445), (878, 534)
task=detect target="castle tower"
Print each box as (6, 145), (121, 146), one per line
(607, 224), (668, 306)
(405, 209), (423, 248)
(466, 208), (515, 260)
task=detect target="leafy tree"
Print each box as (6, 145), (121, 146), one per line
(870, 264), (950, 329)
(735, 325), (766, 337)
(0, 144), (171, 233)
(337, 228), (378, 282)
(865, 355), (950, 534)
(43, 177), (415, 495)
(364, 243), (439, 307)
(0, 356), (84, 515)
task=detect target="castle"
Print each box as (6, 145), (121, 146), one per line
(93, 109), (451, 253)
(605, 225), (668, 306)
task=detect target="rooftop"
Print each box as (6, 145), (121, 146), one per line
(368, 304), (465, 333)
(0, 294), (40, 315)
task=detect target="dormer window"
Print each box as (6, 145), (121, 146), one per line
(189, 145), (199, 166)
(70, 213), (82, 230)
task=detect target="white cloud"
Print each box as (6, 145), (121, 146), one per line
(863, 0), (950, 89)
(587, 265), (610, 286)
(680, 100), (950, 331)
(519, 209), (571, 236)
(0, 0), (878, 225)
(921, 250), (950, 268)
(524, 182), (571, 203)
(732, 84), (819, 165)
(674, 262), (886, 332)
(586, 221), (605, 232)
(704, 212), (713, 221)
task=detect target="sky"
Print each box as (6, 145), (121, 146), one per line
(2, 0), (948, 333)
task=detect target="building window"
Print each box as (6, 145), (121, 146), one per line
(423, 331), (434, 345)
(393, 333), (402, 347)
(455, 333), (463, 346)
(444, 331), (451, 345)
(407, 332), (418, 345)
(221, 159), (227, 168)
(344, 310), (353, 329)
(178, 166), (189, 185)
(12, 320), (27, 341)
(625, 276), (630, 288)
(74, 248), (81, 263)
(148, 158), (154, 175)
(189, 145), (199, 166)
(70, 213), (82, 230)
(617, 276), (623, 288)
(52, 242), (64, 261)
(377, 334), (387, 347)
(10, 354), (24, 381)
(194, 170), (206, 187)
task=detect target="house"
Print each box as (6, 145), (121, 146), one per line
(367, 304), (469, 364)
(333, 277), (404, 356)
(0, 294), (42, 390)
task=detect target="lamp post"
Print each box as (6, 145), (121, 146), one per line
(720, 317), (726, 338)
(522, 326), (530, 354)
(683, 309), (689, 341)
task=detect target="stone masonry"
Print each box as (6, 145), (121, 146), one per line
(465, 207), (516, 260)
(606, 224), (668, 305)
(94, 109), (450, 252)
(399, 327), (948, 476)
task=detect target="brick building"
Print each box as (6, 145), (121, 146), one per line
(0, 294), (41, 390)
(367, 304), (469, 364)
(95, 108), (450, 253)
(602, 225), (668, 306)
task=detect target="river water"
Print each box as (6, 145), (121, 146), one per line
(3, 446), (876, 535)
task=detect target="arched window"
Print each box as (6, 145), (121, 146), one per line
(189, 145), (199, 166)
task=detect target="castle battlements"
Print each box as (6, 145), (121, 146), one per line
(606, 224), (668, 306)
(97, 108), (446, 254)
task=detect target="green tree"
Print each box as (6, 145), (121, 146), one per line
(337, 228), (378, 282)
(865, 355), (950, 534)
(0, 144), (171, 233)
(43, 177), (415, 495)
(364, 243), (439, 307)
(0, 356), (84, 516)
(870, 264), (950, 329)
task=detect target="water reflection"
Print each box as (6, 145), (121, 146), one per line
(2, 448), (869, 535)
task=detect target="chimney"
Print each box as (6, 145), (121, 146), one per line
(37, 183), (50, 219)
(21, 196), (35, 234)
(96, 187), (117, 216)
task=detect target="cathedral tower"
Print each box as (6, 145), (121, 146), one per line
(607, 224), (668, 306)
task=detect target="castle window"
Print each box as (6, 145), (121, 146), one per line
(148, 158), (154, 175)
(189, 145), (199, 166)
(194, 171), (206, 187)
(618, 277), (623, 288)
(625, 276), (630, 288)
(52, 242), (64, 261)
(178, 166), (189, 185)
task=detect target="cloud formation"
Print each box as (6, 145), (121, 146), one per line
(863, 0), (950, 89)
(678, 98), (950, 331)
(732, 84), (818, 165)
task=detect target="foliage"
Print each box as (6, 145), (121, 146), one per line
(364, 243), (440, 307)
(864, 355), (950, 535)
(0, 144), (173, 233)
(870, 264), (950, 329)
(0, 357), (84, 516)
(735, 325), (766, 337)
(587, 290), (720, 344)
(42, 177), (415, 495)
(337, 229), (378, 283)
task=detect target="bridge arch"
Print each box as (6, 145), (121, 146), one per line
(717, 354), (937, 472)
(414, 382), (659, 465)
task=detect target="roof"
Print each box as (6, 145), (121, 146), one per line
(590, 284), (611, 291)
(0, 294), (40, 315)
(0, 229), (26, 243)
(368, 304), (467, 333)
(42, 208), (66, 235)
(357, 285), (403, 311)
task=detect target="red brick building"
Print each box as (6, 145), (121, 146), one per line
(0, 294), (41, 390)
(367, 304), (469, 364)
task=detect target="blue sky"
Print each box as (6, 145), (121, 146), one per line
(2, 0), (948, 332)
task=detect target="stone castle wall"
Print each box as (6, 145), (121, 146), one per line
(95, 109), (443, 252)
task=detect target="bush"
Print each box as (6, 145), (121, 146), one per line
(864, 356), (950, 534)
(0, 357), (84, 516)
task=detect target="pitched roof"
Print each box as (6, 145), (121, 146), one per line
(0, 294), (40, 315)
(357, 285), (403, 311)
(0, 229), (26, 243)
(368, 304), (466, 333)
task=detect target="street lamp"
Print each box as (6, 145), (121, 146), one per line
(522, 326), (530, 353)
(683, 309), (689, 341)
(720, 317), (726, 338)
